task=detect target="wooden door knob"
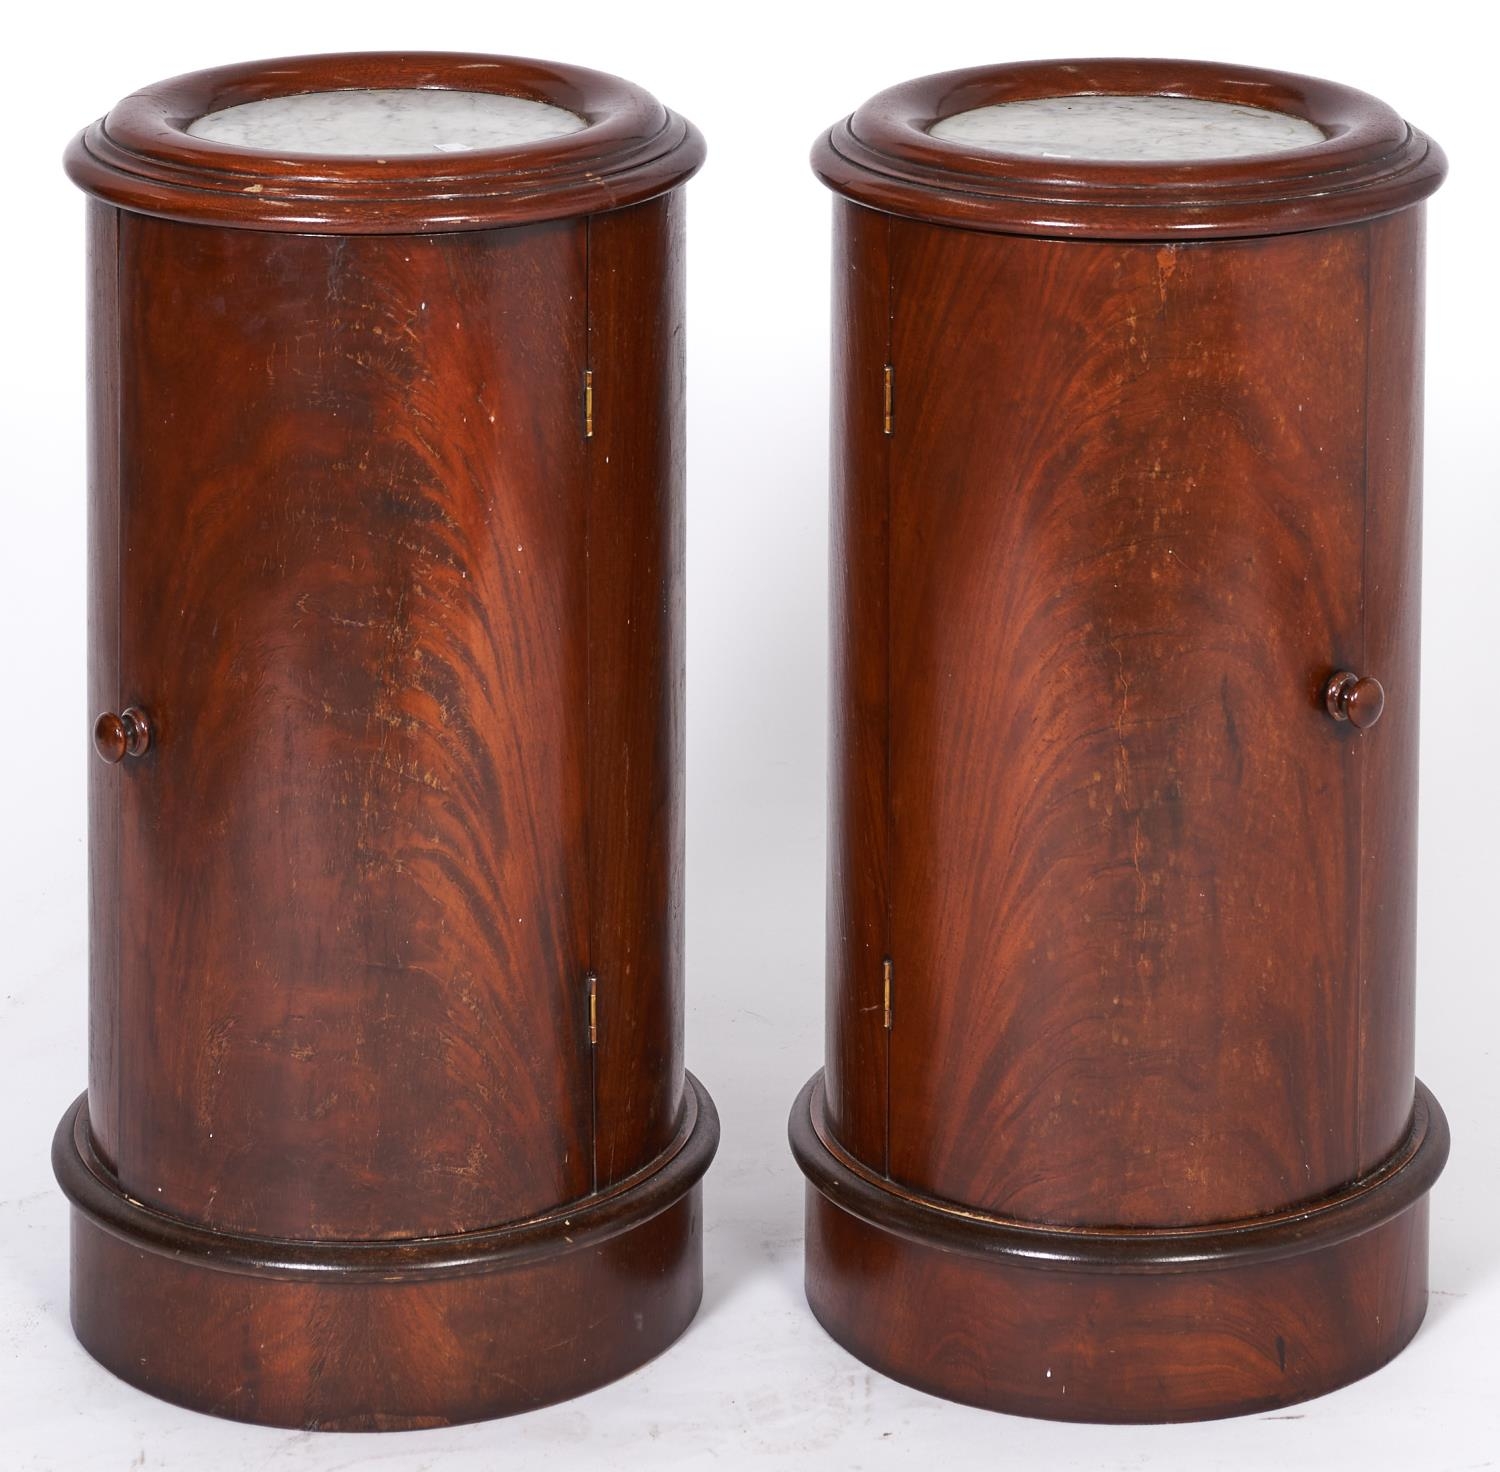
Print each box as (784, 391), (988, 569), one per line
(94, 707), (152, 763)
(1324, 671), (1384, 730)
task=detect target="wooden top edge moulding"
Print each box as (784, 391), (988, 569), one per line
(812, 56), (1446, 238)
(66, 50), (706, 233)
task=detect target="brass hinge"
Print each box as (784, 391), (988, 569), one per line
(586, 971), (598, 1045)
(882, 364), (893, 436)
(882, 957), (893, 1030)
(583, 369), (595, 439)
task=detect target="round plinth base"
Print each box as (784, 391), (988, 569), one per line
(790, 1072), (1447, 1423)
(54, 1075), (718, 1430)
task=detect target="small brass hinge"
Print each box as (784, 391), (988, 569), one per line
(583, 369), (595, 439)
(586, 971), (598, 1045)
(882, 364), (894, 436)
(882, 957), (893, 1030)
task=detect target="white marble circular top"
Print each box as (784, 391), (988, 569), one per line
(929, 94), (1325, 162)
(187, 88), (588, 156)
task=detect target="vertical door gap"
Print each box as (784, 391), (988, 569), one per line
(111, 209), (126, 1179)
(1352, 222), (1374, 1172)
(882, 213), (896, 1182)
(586, 970), (599, 1194)
(583, 216), (599, 1197)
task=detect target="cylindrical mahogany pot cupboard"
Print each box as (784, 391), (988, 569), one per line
(54, 53), (718, 1430)
(790, 60), (1450, 1422)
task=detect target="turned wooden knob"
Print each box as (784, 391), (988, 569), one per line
(1324, 672), (1384, 730)
(94, 707), (152, 763)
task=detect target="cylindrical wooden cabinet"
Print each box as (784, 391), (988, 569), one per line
(790, 60), (1449, 1422)
(54, 53), (717, 1430)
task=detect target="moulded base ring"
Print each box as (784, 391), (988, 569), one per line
(53, 1074), (718, 1430)
(789, 1070), (1447, 1423)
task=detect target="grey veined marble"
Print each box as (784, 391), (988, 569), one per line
(929, 94), (1325, 162)
(187, 88), (588, 156)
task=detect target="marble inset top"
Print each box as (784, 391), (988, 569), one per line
(929, 95), (1325, 162)
(187, 87), (588, 156)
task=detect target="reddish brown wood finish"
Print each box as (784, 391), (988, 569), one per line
(69, 1196), (704, 1431)
(885, 220), (1372, 1227)
(1326, 671), (1386, 729)
(815, 58), (1444, 239)
(793, 1072), (1445, 1421)
(57, 54), (714, 1429)
(63, 1082), (711, 1429)
(114, 211), (599, 1239)
(1359, 204), (1426, 1173)
(92, 707), (151, 764)
(803, 1181), (1431, 1425)
(824, 200), (892, 1175)
(587, 196), (688, 1187)
(86, 201), (122, 1176)
(797, 60), (1447, 1422)
(66, 52), (704, 234)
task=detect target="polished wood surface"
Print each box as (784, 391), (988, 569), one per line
(794, 1064), (1446, 1419)
(66, 52), (704, 234)
(883, 219), (1371, 1226)
(58, 53), (713, 1429)
(803, 1184), (1431, 1425)
(1358, 204), (1426, 1171)
(794, 1073), (1447, 1273)
(824, 200), (892, 1176)
(86, 200), (122, 1175)
(798, 58), (1446, 1421)
(91, 707), (151, 763)
(112, 211), (596, 1238)
(587, 196), (688, 1186)
(71, 1183), (706, 1430)
(1325, 671), (1386, 730)
(814, 58), (1445, 240)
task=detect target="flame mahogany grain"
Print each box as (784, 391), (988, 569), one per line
(113, 211), (599, 1240)
(795, 59), (1449, 1422)
(56, 53), (715, 1429)
(883, 220), (1371, 1228)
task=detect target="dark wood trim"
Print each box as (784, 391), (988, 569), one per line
(67, 52), (705, 233)
(803, 1184), (1431, 1423)
(791, 1071), (1446, 1274)
(814, 59), (1444, 239)
(57, 1075), (716, 1282)
(70, 1189), (706, 1430)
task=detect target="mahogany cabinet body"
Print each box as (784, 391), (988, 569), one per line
(793, 61), (1449, 1422)
(57, 55), (716, 1430)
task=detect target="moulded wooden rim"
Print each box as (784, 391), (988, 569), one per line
(66, 51), (705, 233)
(813, 58), (1446, 239)
(54, 1072), (718, 1282)
(789, 1070), (1448, 1274)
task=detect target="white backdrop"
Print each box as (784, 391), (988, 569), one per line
(2, 3), (1495, 1468)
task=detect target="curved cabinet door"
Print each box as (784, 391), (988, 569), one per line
(105, 213), (593, 1239)
(879, 215), (1420, 1226)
